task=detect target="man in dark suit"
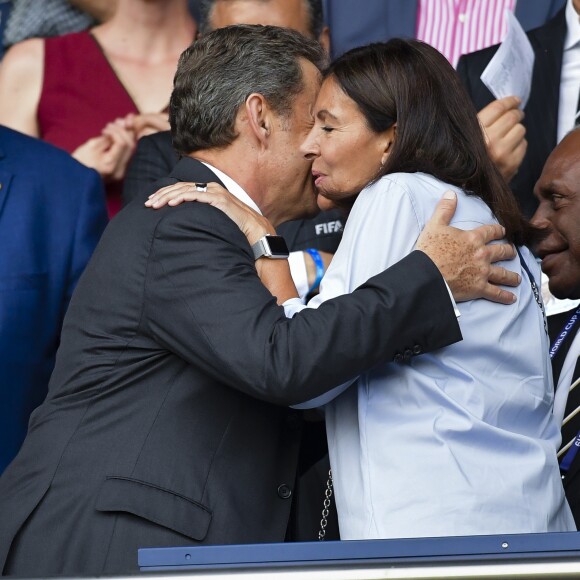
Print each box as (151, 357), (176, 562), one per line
(457, 3), (573, 218)
(0, 25), (517, 577)
(0, 125), (108, 474)
(124, 0), (341, 541)
(532, 127), (580, 526)
(123, 0), (341, 295)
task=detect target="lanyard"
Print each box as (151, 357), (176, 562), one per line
(517, 250), (580, 473)
(517, 248), (547, 334)
(550, 306), (580, 360)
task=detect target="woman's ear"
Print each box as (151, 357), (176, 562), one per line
(245, 93), (271, 147)
(381, 123), (397, 166)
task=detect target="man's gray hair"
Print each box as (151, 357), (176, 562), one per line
(170, 24), (326, 155)
(198, 0), (325, 39)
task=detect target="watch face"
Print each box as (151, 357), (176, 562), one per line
(266, 236), (289, 256)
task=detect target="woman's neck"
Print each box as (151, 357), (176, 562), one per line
(93, 0), (196, 62)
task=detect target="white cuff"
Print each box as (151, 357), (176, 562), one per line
(444, 280), (461, 318)
(288, 251), (309, 303)
(282, 297), (306, 318)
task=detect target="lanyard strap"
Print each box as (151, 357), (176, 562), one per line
(549, 306), (580, 360)
(516, 248), (547, 334)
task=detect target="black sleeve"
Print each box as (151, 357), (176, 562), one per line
(456, 48), (497, 111)
(456, 54), (473, 95)
(122, 132), (179, 206)
(277, 209), (345, 254)
(144, 204), (462, 407)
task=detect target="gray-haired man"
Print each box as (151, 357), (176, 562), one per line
(0, 25), (515, 577)
(122, 0), (337, 297)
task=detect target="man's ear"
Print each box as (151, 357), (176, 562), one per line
(245, 93), (273, 148)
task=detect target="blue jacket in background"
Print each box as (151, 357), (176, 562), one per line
(0, 126), (108, 473)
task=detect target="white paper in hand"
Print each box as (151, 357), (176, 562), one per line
(480, 11), (535, 108)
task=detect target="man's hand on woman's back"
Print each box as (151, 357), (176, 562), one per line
(417, 190), (520, 304)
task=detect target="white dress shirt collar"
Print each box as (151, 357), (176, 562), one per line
(199, 160), (311, 300)
(199, 160), (263, 216)
(565, 0), (580, 51)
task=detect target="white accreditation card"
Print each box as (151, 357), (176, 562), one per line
(480, 11), (535, 108)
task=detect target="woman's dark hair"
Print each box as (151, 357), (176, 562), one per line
(325, 39), (535, 245)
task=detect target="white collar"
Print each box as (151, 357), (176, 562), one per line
(564, 0), (580, 51)
(199, 160), (263, 216)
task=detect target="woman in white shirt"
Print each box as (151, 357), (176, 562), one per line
(148, 39), (574, 538)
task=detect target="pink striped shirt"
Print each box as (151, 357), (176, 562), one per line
(416, 0), (517, 67)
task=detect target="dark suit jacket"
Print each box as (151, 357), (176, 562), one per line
(124, 131), (344, 541)
(324, 0), (565, 58)
(0, 126), (108, 474)
(123, 131), (345, 254)
(549, 307), (580, 527)
(0, 157), (461, 577)
(457, 8), (566, 218)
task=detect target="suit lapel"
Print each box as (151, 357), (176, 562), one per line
(0, 137), (13, 219)
(551, 307), (580, 487)
(526, 8), (566, 165)
(564, 363), (580, 486)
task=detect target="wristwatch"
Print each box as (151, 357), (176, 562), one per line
(251, 235), (289, 260)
